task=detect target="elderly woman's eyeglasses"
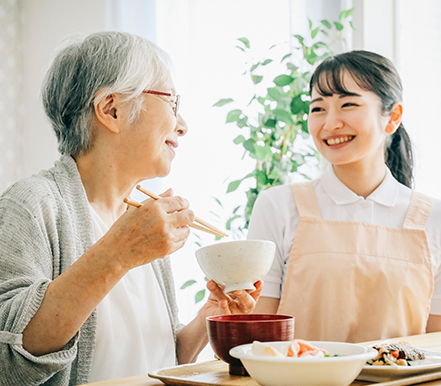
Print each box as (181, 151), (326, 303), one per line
(142, 90), (180, 117)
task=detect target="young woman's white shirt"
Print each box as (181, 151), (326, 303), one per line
(247, 165), (441, 315)
(88, 205), (175, 382)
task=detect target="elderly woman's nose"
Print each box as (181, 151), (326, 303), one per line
(176, 114), (188, 136)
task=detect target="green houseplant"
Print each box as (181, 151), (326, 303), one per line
(214, 9), (354, 233)
(181, 9), (354, 302)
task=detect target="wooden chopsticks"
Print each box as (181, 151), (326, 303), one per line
(123, 186), (228, 238)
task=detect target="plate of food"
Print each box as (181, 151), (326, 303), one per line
(357, 340), (441, 382)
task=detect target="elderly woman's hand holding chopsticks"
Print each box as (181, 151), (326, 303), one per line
(107, 189), (195, 270)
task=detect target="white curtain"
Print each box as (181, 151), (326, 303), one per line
(0, 0), (25, 194)
(399, 0), (441, 197)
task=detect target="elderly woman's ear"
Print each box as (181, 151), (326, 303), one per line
(94, 93), (123, 134)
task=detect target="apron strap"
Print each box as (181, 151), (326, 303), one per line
(403, 191), (433, 230)
(290, 182), (321, 219)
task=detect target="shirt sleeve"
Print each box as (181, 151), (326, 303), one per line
(427, 198), (441, 315)
(430, 269), (441, 315)
(247, 188), (288, 299)
(0, 196), (78, 384)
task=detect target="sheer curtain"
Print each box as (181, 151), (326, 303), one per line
(0, 0), (25, 193)
(399, 0), (441, 197)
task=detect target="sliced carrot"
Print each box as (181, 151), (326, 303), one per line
(287, 339), (328, 357)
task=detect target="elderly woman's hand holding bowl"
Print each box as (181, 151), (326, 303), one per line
(0, 32), (263, 386)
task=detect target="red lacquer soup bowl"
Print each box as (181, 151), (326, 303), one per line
(207, 314), (295, 375)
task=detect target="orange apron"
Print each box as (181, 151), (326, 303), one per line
(277, 182), (434, 342)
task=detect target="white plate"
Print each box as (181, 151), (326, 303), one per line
(357, 347), (441, 382)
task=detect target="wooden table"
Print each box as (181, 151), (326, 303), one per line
(81, 332), (441, 386)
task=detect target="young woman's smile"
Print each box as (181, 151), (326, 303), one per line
(324, 135), (355, 146)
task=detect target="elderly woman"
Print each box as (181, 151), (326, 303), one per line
(0, 32), (261, 385)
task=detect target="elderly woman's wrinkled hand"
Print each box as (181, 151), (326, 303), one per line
(199, 280), (263, 319)
(103, 194), (195, 271)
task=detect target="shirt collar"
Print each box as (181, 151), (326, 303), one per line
(320, 165), (400, 207)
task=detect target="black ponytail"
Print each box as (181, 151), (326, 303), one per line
(310, 50), (414, 188)
(385, 123), (413, 188)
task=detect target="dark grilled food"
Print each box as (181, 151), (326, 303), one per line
(366, 341), (425, 366)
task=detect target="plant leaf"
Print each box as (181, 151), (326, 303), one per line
(254, 144), (272, 160)
(255, 169), (269, 185)
(264, 118), (277, 128)
(301, 120), (309, 133)
(251, 75), (264, 84)
(226, 109), (242, 123)
(226, 215), (241, 230)
(262, 59), (273, 66)
(273, 74), (294, 87)
(227, 179), (242, 193)
(236, 117), (248, 128)
(281, 53), (292, 62)
(180, 279), (196, 289)
(311, 27), (320, 39)
(212, 196), (223, 208)
(311, 41), (328, 50)
(305, 49), (318, 65)
(237, 37), (250, 48)
(293, 34), (305, 46)
(308, 18), (313, 29)
(290, 95), (306, 115)
(233, 135), (246, 144)
(291, 160), (298, 172)
(213, 98), (233, 107)
(267, 87), (280, 100)
(334, 21), (344, 31)
(350, 20), (356, 30)
(287, 62), (298, 72)
(321, 20), (332, 29)
(273, 109), (294, 125)
(243, 138), (256, 153)
(257, 96), (266, 105)
(250, 63), (260, 73)
(195, 289), (206, 303)
(339, 8), (354, 19)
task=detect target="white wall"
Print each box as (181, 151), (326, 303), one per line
(22, 0), (106, 176)
(352, 0), (398, 63)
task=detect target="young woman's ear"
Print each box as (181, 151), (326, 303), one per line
(94, 93), (122, 134)
(385, 103), (403, 134)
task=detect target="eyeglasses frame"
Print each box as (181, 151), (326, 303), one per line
(142, 90), (180, 117)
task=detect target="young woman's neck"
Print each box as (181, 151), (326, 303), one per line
(332, 160), (386, 199)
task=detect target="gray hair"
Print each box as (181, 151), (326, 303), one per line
(42, 31), (173, 155)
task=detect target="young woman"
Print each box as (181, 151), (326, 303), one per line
(249, 50), (441, 342)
